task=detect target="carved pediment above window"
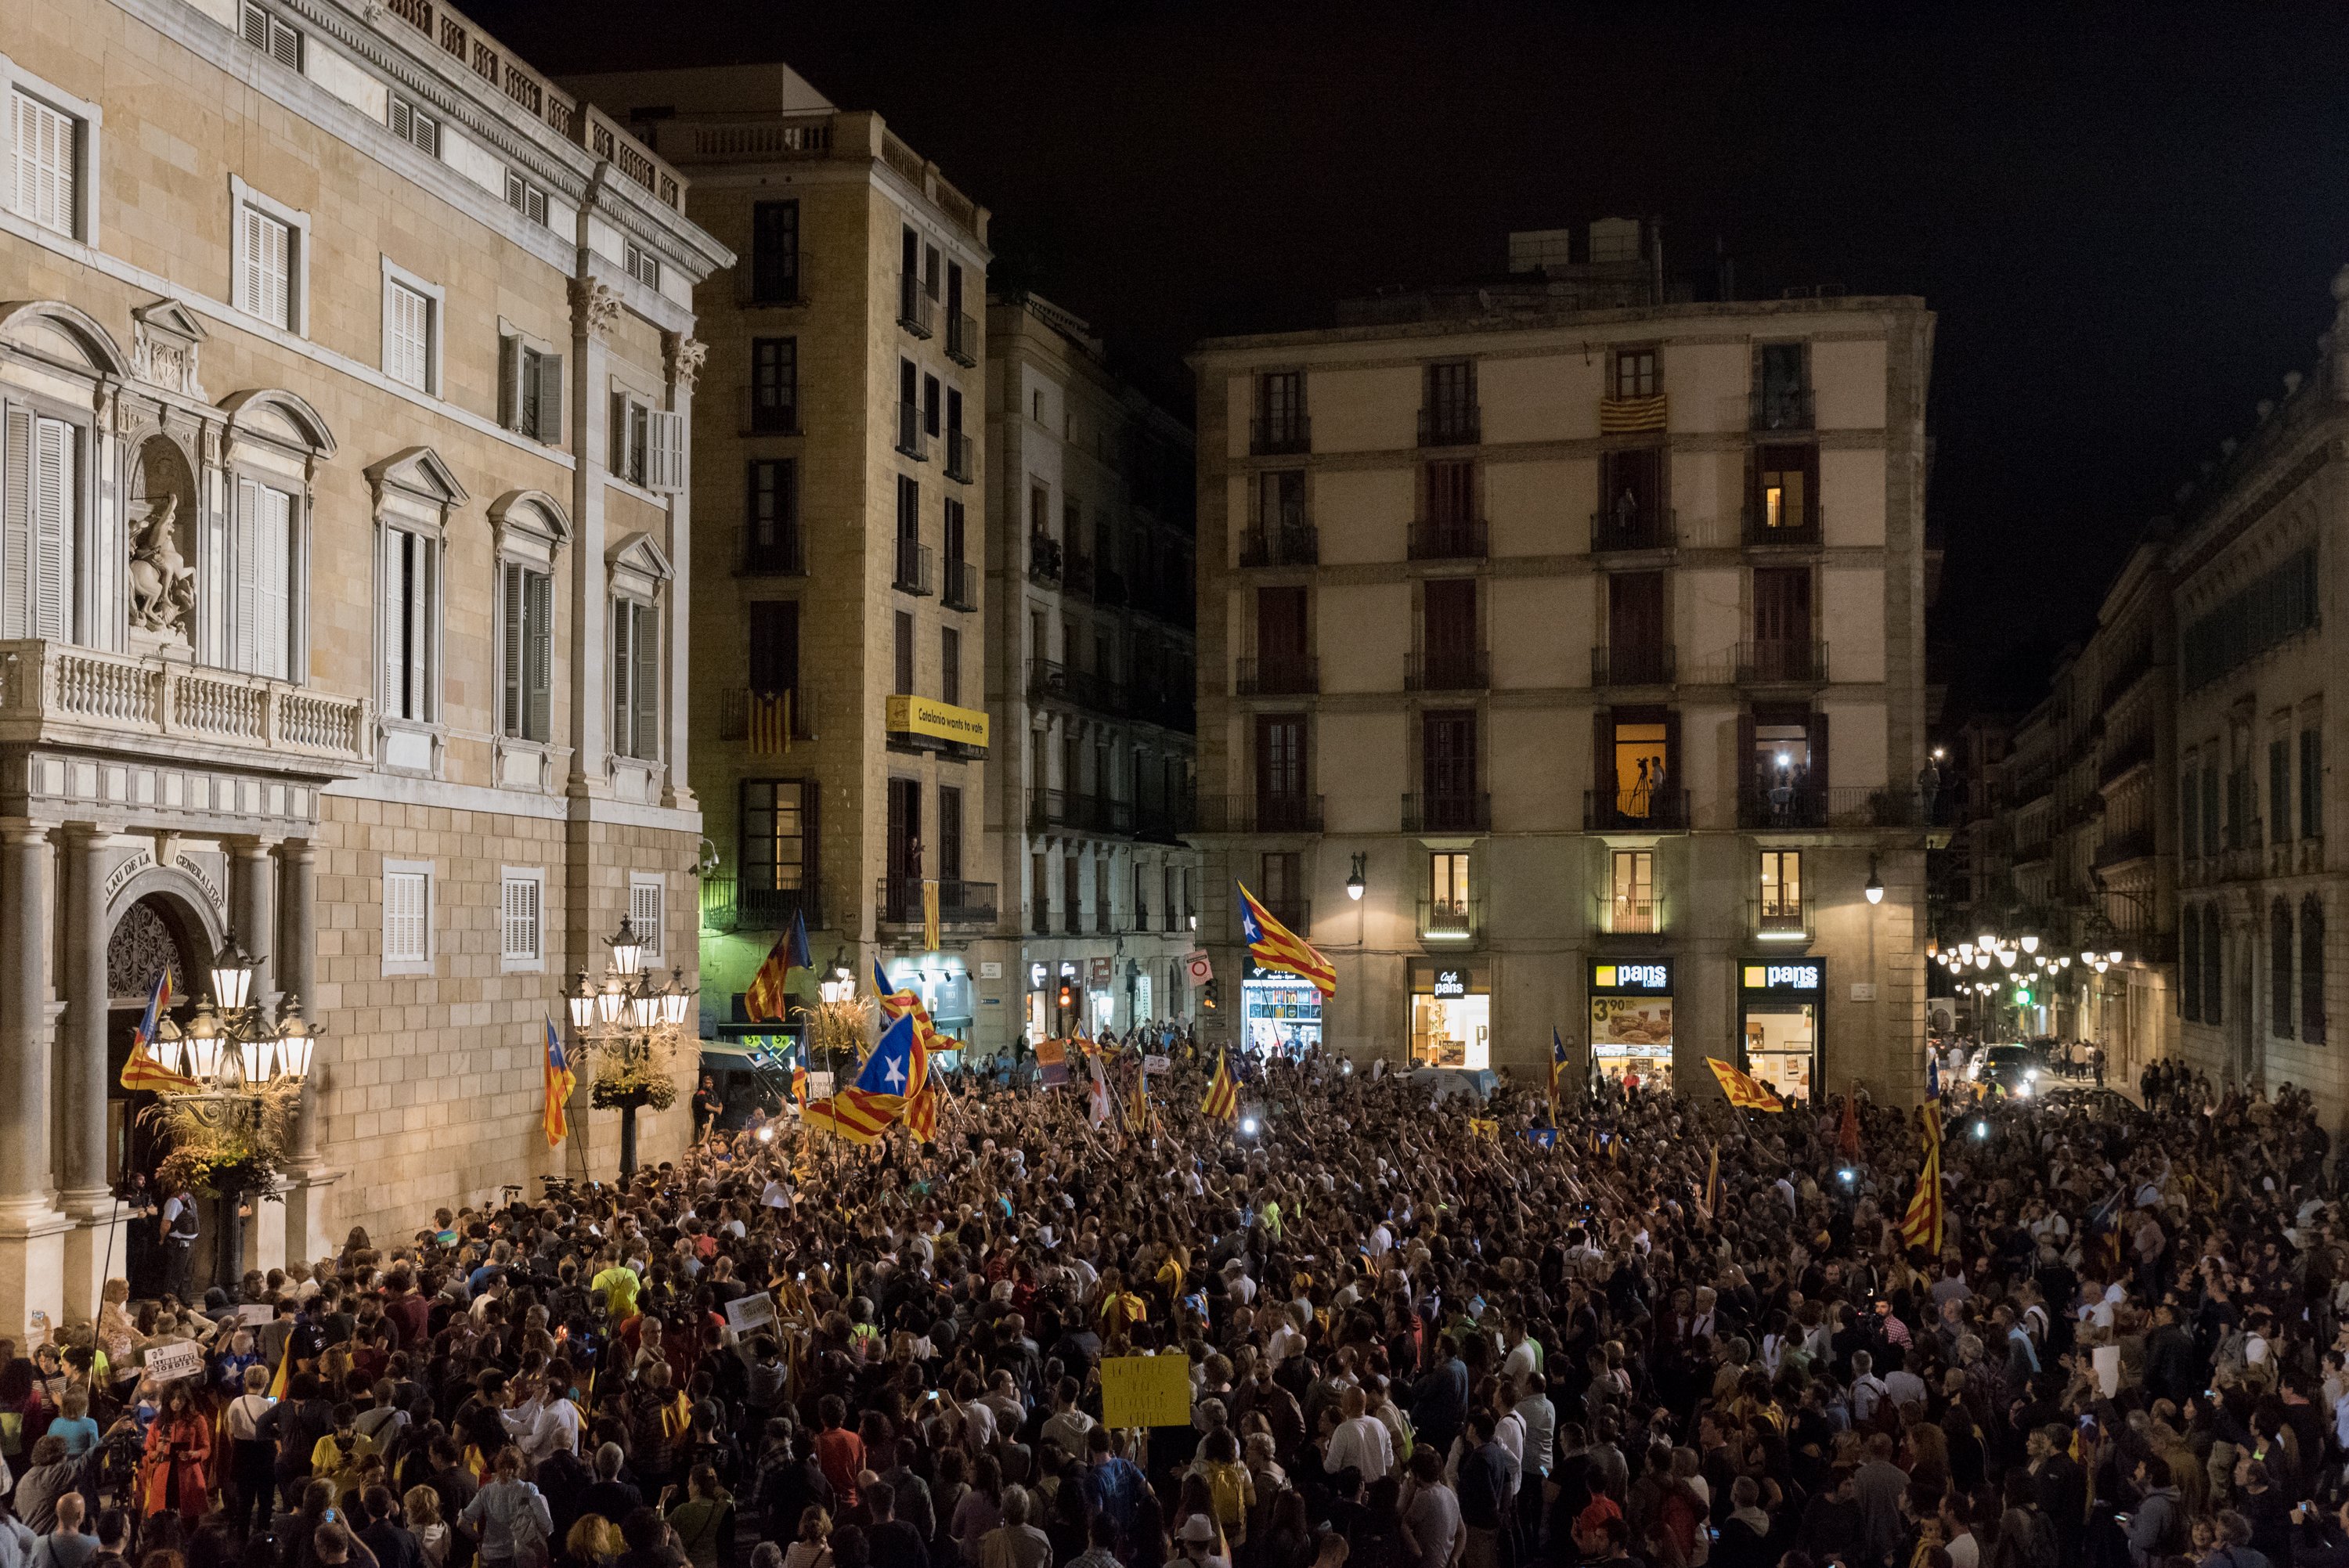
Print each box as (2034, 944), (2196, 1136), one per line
(131, 299), (209, 399)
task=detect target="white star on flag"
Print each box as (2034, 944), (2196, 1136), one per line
(884, 1055), (905, 1090)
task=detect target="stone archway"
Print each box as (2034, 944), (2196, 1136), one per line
(103, 889), (213, 1296)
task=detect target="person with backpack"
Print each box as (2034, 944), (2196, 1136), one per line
(2127, 1456), (2187, 1568)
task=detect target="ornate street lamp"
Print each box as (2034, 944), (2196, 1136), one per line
(139, 932), (319, 1289)
(572, 917), (697, 1181)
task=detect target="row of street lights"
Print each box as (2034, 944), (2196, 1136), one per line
(563, 915), (695, 1181)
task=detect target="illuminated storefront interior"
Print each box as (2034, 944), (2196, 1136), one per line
(1589, 958), (1672, 1090)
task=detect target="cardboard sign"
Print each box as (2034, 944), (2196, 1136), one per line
(146, 1341), (204, 1382)
(1100, 1353), (1193, 1428)
(724, 1292), (777, 1333)
(1143, 1054), (1171, 1074)
(236, 1303), (274, 1326)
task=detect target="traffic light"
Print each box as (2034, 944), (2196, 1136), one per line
(1203, 979), (1220, 1011)
(2014, 986), (2032, 1005)
(1056, 982), (1074, 1012)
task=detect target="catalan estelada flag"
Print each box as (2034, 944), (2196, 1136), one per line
(1547, 1028), (1568, 1111)
(1899, 1094), (1944, 1253)
(804, 1015), (922, 1144)
(1237, 883), (1334, 997)
(873, 958), (946, 1062)
(542, 1018), (574, 1148)
(744, 910), (810, 1024)
(120, 968), (199, 1093)
(1705, 1056), (1784, 1112)
(1200, 1048), (1239, 1122)
(745, 689), (792, 755)
(904, 1082), (940, 1142)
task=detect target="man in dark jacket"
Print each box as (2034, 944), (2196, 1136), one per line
(262, 1374), (339, 1513)
(866, 1482), (928, 1568)
(2144, 1303), (2203, 1408)
(1411, 1335), (1470, 1462)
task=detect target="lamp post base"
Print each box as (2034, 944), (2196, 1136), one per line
(619, 1106), (640, 1183)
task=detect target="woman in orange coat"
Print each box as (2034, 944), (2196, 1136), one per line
(138, 1380), (212, 1522)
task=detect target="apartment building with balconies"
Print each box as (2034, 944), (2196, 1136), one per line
(2166, 278), (2349, 1105)
(0, 0), (727, 1323)
(983, 293), (1199, 1044)
(558, 65), (996, 1047)
(1190, 219), (1937, 1101)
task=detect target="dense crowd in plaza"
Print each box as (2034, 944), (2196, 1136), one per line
(3, 1045), (2347, 1568)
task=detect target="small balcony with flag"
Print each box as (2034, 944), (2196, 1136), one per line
(717, 685), (815, 754)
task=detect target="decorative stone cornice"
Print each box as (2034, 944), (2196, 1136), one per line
(662, 332), (706, 390)
(568, 276), (621, 341)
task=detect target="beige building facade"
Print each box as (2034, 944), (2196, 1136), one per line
(0, 0), (726, 1328)
(1190, 223), (1937, 1099)
(984, 292), (1199, 1044)
(559, 67), (1000, 1048)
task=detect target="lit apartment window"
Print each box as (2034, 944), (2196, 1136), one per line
(9, 88), (81, 238)
(381, 266), (440, 394)
(240, 1), (304, 69)
(499, 561), (552, 743)
(1759, 849), (1803, 931)
(503, 170), (548, 226)
(1611, 849), (1654, 933)
(610, 597), (660, 760)
(382, 862), (432, 974)
(625, 240), (661, 291)
(388, 94), (440, 157)
(500, 869), (544, 968)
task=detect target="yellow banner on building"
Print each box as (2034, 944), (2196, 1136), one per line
(885, 694), (990, 749)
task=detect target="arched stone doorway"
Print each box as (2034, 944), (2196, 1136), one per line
(104, 890), (211, 1296)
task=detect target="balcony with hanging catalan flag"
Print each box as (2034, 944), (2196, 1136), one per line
(1598, 393), (1669, 433)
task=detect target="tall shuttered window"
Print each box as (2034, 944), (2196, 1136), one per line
(240, 2), (304, 68)
(234, 478), (293, 679)
(381, 527), (436, 722)
(611, 598), (659, 760)
(2303, 729), (2324, 841)
(500, 561), (552, 742)
(500, 337), (563, 442)
(2, 409), (74, 642)
(9, 91), (77, 237)
(384, 279), (433, 392)
(238, 204), (294, 329)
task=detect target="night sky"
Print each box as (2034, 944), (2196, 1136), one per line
(469, 0), (2349, 719)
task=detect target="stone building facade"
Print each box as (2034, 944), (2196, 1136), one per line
(556, 67), (998, 1046)
(983, 292), (1199, 1045)
(1189, 222), (1938, 1101)
(0, 0), (726, 1327)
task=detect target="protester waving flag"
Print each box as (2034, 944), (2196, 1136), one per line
(1200, 1048), (1239, 1121)
(744, 910), (812, 1023)
(1087, 1054), (1113, 1130)
(1237, 883), (1336, 997)
(804, 1015), (924, 1143)
(1900, 1094), (1945, 1254)
(1547, 1028), (1568, 1112)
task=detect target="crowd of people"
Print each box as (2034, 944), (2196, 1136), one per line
(2, 1043), (2347, 1568)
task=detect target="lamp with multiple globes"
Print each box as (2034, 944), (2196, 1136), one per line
(566, 916), (698, 1182)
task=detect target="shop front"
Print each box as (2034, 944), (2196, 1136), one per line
(1741, 960), (1824, 1104)
(1409, 962), (1490, 1070)
(1242, 961), (1322, 1055)
(1589, 959), (1674, 1091)
(884, 955), (972, 1065)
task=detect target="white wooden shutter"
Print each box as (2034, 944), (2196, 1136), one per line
(647, 410), (684, 493)
(243, 207), (290, 327)
(524, 570), (553, 741)
(610, 598), (631, 756)
(384, 870), (428, 964)
(28, 417), (70, 644)
(633, 602), (659, 759)
(11, 92), (74, 236)
(386, 281), (428, 390)
(380, 528), (406, 716)
(240, 2), (270, 50)
(532, 351), (563, 442)
(500, 562), (522, 735)
(2, 407), (30, 639)
(630, 877), (664, 959)
(253, 485), (291, 679)
(499, 335), (521, 431)
(232, 477), (259, 672)
(501, 874), (540, 961)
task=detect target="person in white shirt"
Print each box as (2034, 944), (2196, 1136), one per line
(1263, 1303), (1308, 1368)
(1326, 1385), (1394, 1483)
(500, 1373), (582, 1465)
(1499, 1317), (1540, 1396)
(1516, 1373), (1557, 1483)
(1224, 1259), (1257, 1307)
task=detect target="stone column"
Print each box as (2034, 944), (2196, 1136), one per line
(57, 827), (116, 1322)
(660, 332), (702, 810)
(274, 838), (333, 1268)
(227, 839), (276, 1009)
(0, 825), (68, 1334)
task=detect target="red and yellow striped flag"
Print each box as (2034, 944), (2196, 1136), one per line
(1200, 1049), (1239, 1122)
(1237, 883), (1334, 997)
(746, 690), (792, 755)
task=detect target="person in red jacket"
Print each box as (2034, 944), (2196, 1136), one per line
(137, 1381), (213, 1523)
(811, 1395), (867, 1513)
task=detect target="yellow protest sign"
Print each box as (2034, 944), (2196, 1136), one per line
(1100, 1353), (1193, 1428)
